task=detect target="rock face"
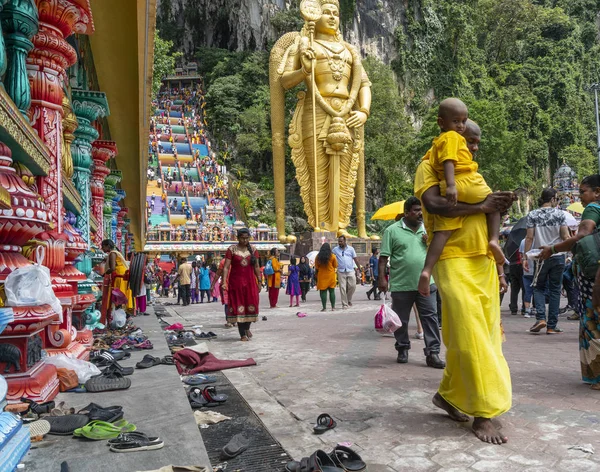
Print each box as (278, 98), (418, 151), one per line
(156, 0), (402, 63)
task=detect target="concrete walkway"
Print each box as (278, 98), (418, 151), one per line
(24, 308), (211, 472)
(166, 286), (600, 472)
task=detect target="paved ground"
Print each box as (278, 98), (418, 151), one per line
(161, 286), (600, 472)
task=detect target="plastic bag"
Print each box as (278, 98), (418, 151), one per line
(4, 246), (63, 322)
(374, 294), (402, 334)
(43, 354), (100, 383)
(111, 308), (126, 328)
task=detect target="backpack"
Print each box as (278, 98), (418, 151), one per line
(575, 231), (600, 278)
(574, 202), (600, 278)
(264, 259), (275, 276)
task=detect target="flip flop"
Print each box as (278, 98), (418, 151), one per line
(220, 433), (249, 460)
(74, 420), (136, 440)
(46, 414), (90, 435)
(160, 355), (175, 365)
(135, 354), (162, 369)
(77, 404), (124, 423)
(329, 446), (367, 471)
(85, 371), (131, 392)
(200, 386), (227, 403)
(183, 374), (217, 386)
(313, 414), (337, 435)
(132, 340), (154, 350)
(25, 420), (51, 439)
(187, 387), (221, 408)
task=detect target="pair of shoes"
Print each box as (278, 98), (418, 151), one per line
(426, 353), (445, 369)
(529, 320), (547, 333)
(286, 446), (366, 472)
(414, 332), (424, 340)
(397, 350), (408, 364)
(546, 328), (563, 334)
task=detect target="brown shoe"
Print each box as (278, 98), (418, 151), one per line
(529, 320), (547, 333)
(240, 336), (249, 342)
(546, 328), (563, 334)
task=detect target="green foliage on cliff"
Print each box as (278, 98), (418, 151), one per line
(395, 0), (600, 194)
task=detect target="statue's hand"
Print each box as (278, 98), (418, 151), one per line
(300, 37), (315, 74)
(346, 110), (367, 128)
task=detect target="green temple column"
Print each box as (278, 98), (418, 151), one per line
(71, 90), (109, 247)
(1, 0), (37, 116)
(103, 170), (122, 244)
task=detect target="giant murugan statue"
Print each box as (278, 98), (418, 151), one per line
(270, 0), (371, 241)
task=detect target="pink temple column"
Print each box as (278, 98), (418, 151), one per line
(26, 0), (93, 233)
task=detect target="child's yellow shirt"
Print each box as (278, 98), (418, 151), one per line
(430, 130), (478, 179)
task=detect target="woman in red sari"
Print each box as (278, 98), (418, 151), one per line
(222, 228), (262, 341)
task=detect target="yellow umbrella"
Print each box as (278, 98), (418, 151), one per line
(567, 201), (584, 214)
(371, 200), (405, 221)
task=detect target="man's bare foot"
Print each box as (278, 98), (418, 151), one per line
(489, 241), (505, 265)
(472, 417), (508, 444)
(432, 393), (469, 422)
(418, 270), (431, 297)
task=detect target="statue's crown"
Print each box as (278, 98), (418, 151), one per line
(320, 0), (340, 6)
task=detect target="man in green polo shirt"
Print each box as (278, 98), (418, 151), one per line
(378, 196), (444, 368)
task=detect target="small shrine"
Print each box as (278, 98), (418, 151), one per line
(553, 163), (579, 210)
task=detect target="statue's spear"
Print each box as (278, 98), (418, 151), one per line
(300, 0), (321, 231)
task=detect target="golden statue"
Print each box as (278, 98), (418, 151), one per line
(270, 0), (371, 241)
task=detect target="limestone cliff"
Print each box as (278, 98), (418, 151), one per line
(156, 0), (402, 64)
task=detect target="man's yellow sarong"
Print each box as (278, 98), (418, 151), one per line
(416, 156), (512, 418)
(434, 256), (511, 417)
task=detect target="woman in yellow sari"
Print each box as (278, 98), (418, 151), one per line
(100, 239), (133, 324)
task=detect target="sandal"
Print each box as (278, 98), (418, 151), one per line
(220, 433), (249, 460)
(160, 355), (175, 365)
(286, 450), (344, 472)
(313, 413), (337, 435)
(183, 374), (217, 386)
(21, 398), (55, 415)
(101, 362), (134, 376)
(199, 386), (227, 403)
(329, 446), (367, 471)
(135, 354), (162, 369)
(49, 401), (75, 417)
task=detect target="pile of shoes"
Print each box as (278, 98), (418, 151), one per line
(18, 399), (164, 452)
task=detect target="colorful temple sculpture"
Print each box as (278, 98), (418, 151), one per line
(0, 0), (157, 466)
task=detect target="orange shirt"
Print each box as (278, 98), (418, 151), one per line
(315, 255), (338, 290)
(267, 257), (281, 288)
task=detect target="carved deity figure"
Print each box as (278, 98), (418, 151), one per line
(270, 0), (371, 240)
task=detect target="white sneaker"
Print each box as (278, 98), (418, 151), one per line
(414, 332), (424, 340)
